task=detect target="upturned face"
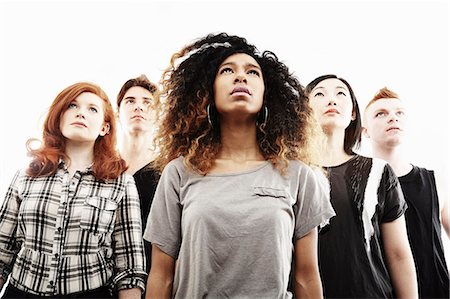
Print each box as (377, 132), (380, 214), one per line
(364, 98), (406, 148)
(213, 53), (265, 122)
(118, 86), (156, 135)
(308, 78), (355, 133)
(59, 92), (109, 144)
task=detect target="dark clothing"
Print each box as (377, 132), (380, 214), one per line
(133, 163), (159, 273)
(320, 155), (407, 298)
(399, 166), (449, 298)
(4, 284), (114, 298)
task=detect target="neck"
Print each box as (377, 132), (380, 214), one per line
(218, 121), (263, 161)
(372, 144), (412, 176)
(321, 128), (353, 167)
(119, 131), (156, 174)
(64, 141), (95, 174)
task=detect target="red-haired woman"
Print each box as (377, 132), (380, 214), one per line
(0, 82), (146, 298)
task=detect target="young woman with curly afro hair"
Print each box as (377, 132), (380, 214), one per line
(143, 33), (335, 298)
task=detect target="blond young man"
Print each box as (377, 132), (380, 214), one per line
(363, 87), (449, 298)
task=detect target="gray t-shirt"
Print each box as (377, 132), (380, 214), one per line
(144, 157), (334, 298)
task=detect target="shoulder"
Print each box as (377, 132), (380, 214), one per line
(287, 160), (329, 188)
(159, 156), (194, 183)
(287, 159), (314, 175)
(163, 156), (187, 174)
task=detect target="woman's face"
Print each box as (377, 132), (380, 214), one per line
(59, 92), (109, 145)
(308, 78), (354, 132)
(213, 53), (265, 121)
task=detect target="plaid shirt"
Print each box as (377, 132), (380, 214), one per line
(0, 162), (147, 296)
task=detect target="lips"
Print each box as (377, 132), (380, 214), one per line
(231, 86), (251, 95)
(386, 126), (401, 132)
(324, 108), (340, 114)
(132, 115), (145, 120)
(71, 122), (87, 128)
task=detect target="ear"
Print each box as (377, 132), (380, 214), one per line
(99, 122), (110, 137)
(362, 126), (370, 138)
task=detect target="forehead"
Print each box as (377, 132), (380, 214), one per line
(75, 92), (104, 106)
(368, 98), (404, 111)
(313, 78), (349, 91)
(220, 53), (260, 67)
(124, 86), (154, 98)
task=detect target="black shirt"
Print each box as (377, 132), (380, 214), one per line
(133, 162), (159, 273)
(399, 166), (449, 298)
(320, 155), (407, 298)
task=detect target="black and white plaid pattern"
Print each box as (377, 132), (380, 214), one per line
(0, 162), (147, 296)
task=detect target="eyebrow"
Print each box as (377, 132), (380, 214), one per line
(219, 62), (262, 70)
(123, 96), (152, 100)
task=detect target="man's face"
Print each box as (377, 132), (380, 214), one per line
(364, 98), (407, 148)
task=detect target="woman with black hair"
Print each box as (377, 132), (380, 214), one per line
(143, 33), (335, 298)
(306, 74), (417, 299)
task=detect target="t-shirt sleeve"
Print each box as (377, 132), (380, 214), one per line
(294, 166), (335, 240)
(143, 160), (182, 259)
(380, 164), (407, 223)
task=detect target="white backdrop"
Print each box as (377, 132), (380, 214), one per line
(0, 0), (448, 250)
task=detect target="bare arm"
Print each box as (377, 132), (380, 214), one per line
(442, 199), (450, 238)
(146, 244), (175, 299)
(293, 228), (323, 299)
(381, 215), (418, 299)
(119, 288), (141, 299)
(434, 169), (450, 238)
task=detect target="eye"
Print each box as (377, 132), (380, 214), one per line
(396, 110), (405, 116)
(313, 92), (324, 97)
(375, 111), (385, 118)
(248, 69), (260, 76)
(68, 103), (77, 109)
(144, 100), (152, 106)
(219, 67), (233, 74)
(89, 107), (98, 113)
(337, 91), (347, 96)
(125, 99), (135, 104)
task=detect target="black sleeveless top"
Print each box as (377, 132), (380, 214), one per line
(399, 166), (449, 298)
(133, 163), (159, 273)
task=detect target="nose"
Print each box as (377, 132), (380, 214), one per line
(134, 104), (144, 112)
(327, 99), (337, 106)
(234, 73), (247, 84)
(76, 110), (86, 119)
(133, 101), (146, 112)
(388, 112), (399, 123)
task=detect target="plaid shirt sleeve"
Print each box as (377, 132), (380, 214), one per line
(0, 170), (22, 280)
(111, 174), (147, 293)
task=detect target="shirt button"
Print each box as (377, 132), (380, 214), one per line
(62, 202), (67, 206)
(57, 227), (62, 233)
(49, 280), (54, 286)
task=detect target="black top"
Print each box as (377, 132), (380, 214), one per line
(320, 155), (407, 298)
(133, 162), (159, 273)
(399, 166), (449, 298)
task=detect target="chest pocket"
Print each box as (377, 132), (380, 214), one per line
(253, 186), (295, 205)
(80, 196), (118, 235)
(253, 187), (288, 198)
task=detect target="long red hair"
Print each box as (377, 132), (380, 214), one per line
(27, 82), (127, 180)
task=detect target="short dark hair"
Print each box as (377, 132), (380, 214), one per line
(116, 74), (159, 109)
(305, 74), (362, 155)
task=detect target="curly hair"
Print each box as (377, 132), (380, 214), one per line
(154, 32), (323, 175)
(27, 82), (127, 180)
